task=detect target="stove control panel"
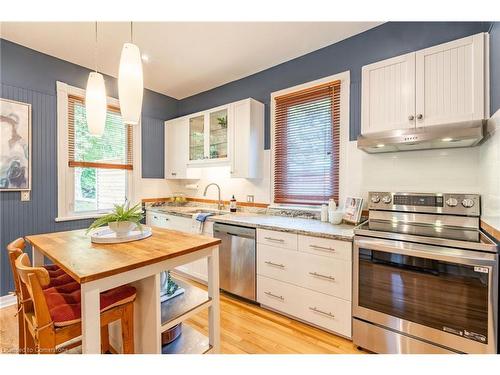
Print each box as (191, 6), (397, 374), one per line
(368, 192), (480, 216)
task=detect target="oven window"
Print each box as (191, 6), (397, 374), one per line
(358, 248), (489, 343)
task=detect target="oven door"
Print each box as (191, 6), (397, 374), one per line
(353, 236), (498, 354)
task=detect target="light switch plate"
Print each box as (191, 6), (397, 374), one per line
(20, 191), (30, 201)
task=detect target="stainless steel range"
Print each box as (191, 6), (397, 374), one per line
(353, 192), (498, 354)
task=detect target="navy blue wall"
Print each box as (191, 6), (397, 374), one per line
(178, 22), (492, 148)
(0, 39), (177, 296)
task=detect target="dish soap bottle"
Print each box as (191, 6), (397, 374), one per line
(230, 195), (237, 212)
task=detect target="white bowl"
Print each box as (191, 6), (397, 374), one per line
(329, 210), (344, 225)
(108, 221), (137, 237)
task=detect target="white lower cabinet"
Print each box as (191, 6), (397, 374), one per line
(257, 275), (351, 338)
(257, 229), (352, 338)
(146, 211), (210, 282)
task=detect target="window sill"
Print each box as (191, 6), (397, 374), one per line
(55, 213), (107, 222)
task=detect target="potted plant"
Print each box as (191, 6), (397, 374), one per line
(86, 202), (144, 237)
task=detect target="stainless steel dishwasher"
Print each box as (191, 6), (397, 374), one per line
(213, 222), (256, 301)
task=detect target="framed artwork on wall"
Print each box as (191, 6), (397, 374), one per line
(0, 98), (32, 191)
(343, 196), (364, 224)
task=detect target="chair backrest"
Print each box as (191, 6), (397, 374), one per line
(6, 238), (26, 297)
(15, 253), (53, 330)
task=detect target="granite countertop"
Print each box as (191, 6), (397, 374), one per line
(147, 206), (355, 241)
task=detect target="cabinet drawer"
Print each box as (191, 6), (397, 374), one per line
(258, 244), (351, 300)
(257, 275), (352, 337)
(298, 255), (352, 301)
(257, 244), (297, 283)
(148, 212), (172, 228)
(296, 288), (351, 338)
(298, 235), (351, 261)
(257, 275), (298, 316)
(257, 229), (297, 250)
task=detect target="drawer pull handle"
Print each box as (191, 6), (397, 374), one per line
(309, 306), (335, 319)
(309, 244), (335, 252)
(264, 237), (285, 243)
(265, 261), (285, 268)
(264, 291), (284, 301)
(308, 271), (335, 281)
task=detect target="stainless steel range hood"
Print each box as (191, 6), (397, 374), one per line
(357, 120), (486, 153)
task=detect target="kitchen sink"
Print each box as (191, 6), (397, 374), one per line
(185, 209), (229, 216)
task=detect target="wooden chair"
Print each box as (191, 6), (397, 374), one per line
(6, 238), (27, 353)
(14, 253), (136, 354)
(6, 238), (80, 353)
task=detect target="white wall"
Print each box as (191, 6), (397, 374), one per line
(168, 151), (271, 204)
(345, 142), (481, 203)
(479, 110), (500, 230)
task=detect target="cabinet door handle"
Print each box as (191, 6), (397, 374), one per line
(308, 271), (335, 281)
(171, 172), (177, 176)
(309, 306), (335, 319)
(264, 291), (284, 301)
(309, 244), (335, 252)
(417, 114), (423, 120)
(264, 237), (285, 243)
(265, 261), (285, 269)
(408, 115), (415, 121)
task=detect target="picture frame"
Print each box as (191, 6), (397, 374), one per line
(0, 98), (32, 191)
(343, 196), (364, 224)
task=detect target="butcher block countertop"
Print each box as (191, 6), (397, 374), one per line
(26, 227), (221, 283)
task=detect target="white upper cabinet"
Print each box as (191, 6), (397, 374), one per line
(361, 33), (488, 135)
(362, 52), (416, 134)
(188, 105), (230, 164)
(164, 98), (264, 179)
(231, 98), (264, 179)
(165, 117), (200, 179)
(415, 33), (487, 127)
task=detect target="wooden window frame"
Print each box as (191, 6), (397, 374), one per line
(56, 82), (138, 221)
(270, 71), (350, 208)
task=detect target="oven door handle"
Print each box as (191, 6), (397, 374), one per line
(354, 237), (498, 266)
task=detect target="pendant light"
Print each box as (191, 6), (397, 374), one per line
(85, 21), (107, 137)
(118, 22), (143, 125)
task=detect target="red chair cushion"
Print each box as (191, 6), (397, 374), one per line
(44, 272), (76, 288)
(44, 285), (136, 327)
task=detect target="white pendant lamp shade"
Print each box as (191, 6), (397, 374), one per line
(118, 43), (144, 125)
(85, 72), (107, 137)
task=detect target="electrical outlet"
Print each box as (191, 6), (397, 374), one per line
(20, 191), (30, 201)
(246, 195), (254, 203)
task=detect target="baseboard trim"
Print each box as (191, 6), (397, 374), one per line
(0, 294), (17, 309)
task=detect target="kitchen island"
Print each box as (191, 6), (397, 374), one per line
(26, 227), (221, 354)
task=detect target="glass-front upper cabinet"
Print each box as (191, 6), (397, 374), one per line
(209, 109), (228, 160)
(189, 115), (205, 161)
(187, 107), (229, 163)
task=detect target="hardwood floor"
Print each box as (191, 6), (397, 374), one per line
(0, 281), (364, 354)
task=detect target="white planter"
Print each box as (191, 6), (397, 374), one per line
(108, 221), (137, 237)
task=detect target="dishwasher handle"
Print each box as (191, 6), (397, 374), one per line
(213, 222), (256, 239)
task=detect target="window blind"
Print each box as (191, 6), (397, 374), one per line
(68, 95), (133, 170)
(274, 80), (340, 205)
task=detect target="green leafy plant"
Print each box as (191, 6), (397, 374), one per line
(86, 202), (144, 234)
(217, 116), (227, 129)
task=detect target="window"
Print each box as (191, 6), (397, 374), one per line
(56, 82), (134, 220)
(273, 80), (341, 205)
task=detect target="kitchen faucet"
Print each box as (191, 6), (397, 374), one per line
(203, 183), (223, 211)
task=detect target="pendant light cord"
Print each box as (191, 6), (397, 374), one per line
(130, 21), (133, 43)
(94, 21), (98, 73)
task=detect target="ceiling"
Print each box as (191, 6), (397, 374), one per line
(0, 22), (382, 99)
